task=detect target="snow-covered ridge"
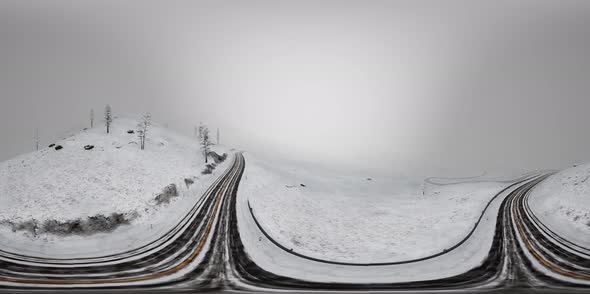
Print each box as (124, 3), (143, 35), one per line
(530, 163), (590, 248)
(0, 116), (224, 235)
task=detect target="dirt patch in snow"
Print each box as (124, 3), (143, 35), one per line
(154, 184), (179, 205)
(0, 212), (138, 237)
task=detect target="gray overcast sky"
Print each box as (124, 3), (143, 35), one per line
(1, 0), (590, 174)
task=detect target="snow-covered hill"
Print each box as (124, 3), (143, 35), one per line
(0, 116), (229, 257)
(530, 164), (590, 248)
(240, 153), (509, 263)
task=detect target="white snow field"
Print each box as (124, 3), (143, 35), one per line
(239, 153), (513, 264)
(236, 153), (537, 284)
(0, 116), (229, 257)
(529, 163), (590, 248)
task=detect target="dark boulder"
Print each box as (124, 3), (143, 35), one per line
(48, 144), (55, 148)
(84, 145), (94, 150)
(127, 130), (135, 134)
(202, 163), (216, 175)
(54, 145), (63, 150)
(208, 151), (228, 164)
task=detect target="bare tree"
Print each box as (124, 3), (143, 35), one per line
(34, 128), (39, 151)
(197, 122), (204, 141)
(90, 109), (94, 128)
(200, 125), (212, 163)
(216, 128), (220, 145)
(104, 104), (113, 134)
(137, 113), (151, 150)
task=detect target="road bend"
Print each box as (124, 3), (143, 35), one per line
(0, 154), (589, 292)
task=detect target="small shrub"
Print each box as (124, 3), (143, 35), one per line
(184, 178), (195, 188)
(208, 151), (228, 164)
(202, 163), (216, 175)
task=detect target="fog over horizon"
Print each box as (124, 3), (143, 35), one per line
(1, 0), (590, 176)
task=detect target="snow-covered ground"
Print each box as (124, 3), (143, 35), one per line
(0, 116), (229, 257)
(240, 153), (510, 263)
(529, 164), (590, 248)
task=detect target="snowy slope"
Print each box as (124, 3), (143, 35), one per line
(529, 164), (590, 248)
(0, 116), (229, 257)
(240, 153), (508, 263)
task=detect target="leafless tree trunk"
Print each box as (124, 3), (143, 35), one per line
(34, 128), (39, 151)
(104, 105), (113, 134)
(200, 125), (211, 163)
(137, 113), (151, 150)
(90, 109), (94, 128)
(198, 122), (204, 141)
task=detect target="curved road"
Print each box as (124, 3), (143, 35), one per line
(0, 153), (588, 292)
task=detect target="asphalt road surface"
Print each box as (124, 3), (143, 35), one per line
(0, 153), (588, 293)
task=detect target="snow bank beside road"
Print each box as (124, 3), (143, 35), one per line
(240, 153), (508, 263)
(530, 164), (590, 248)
